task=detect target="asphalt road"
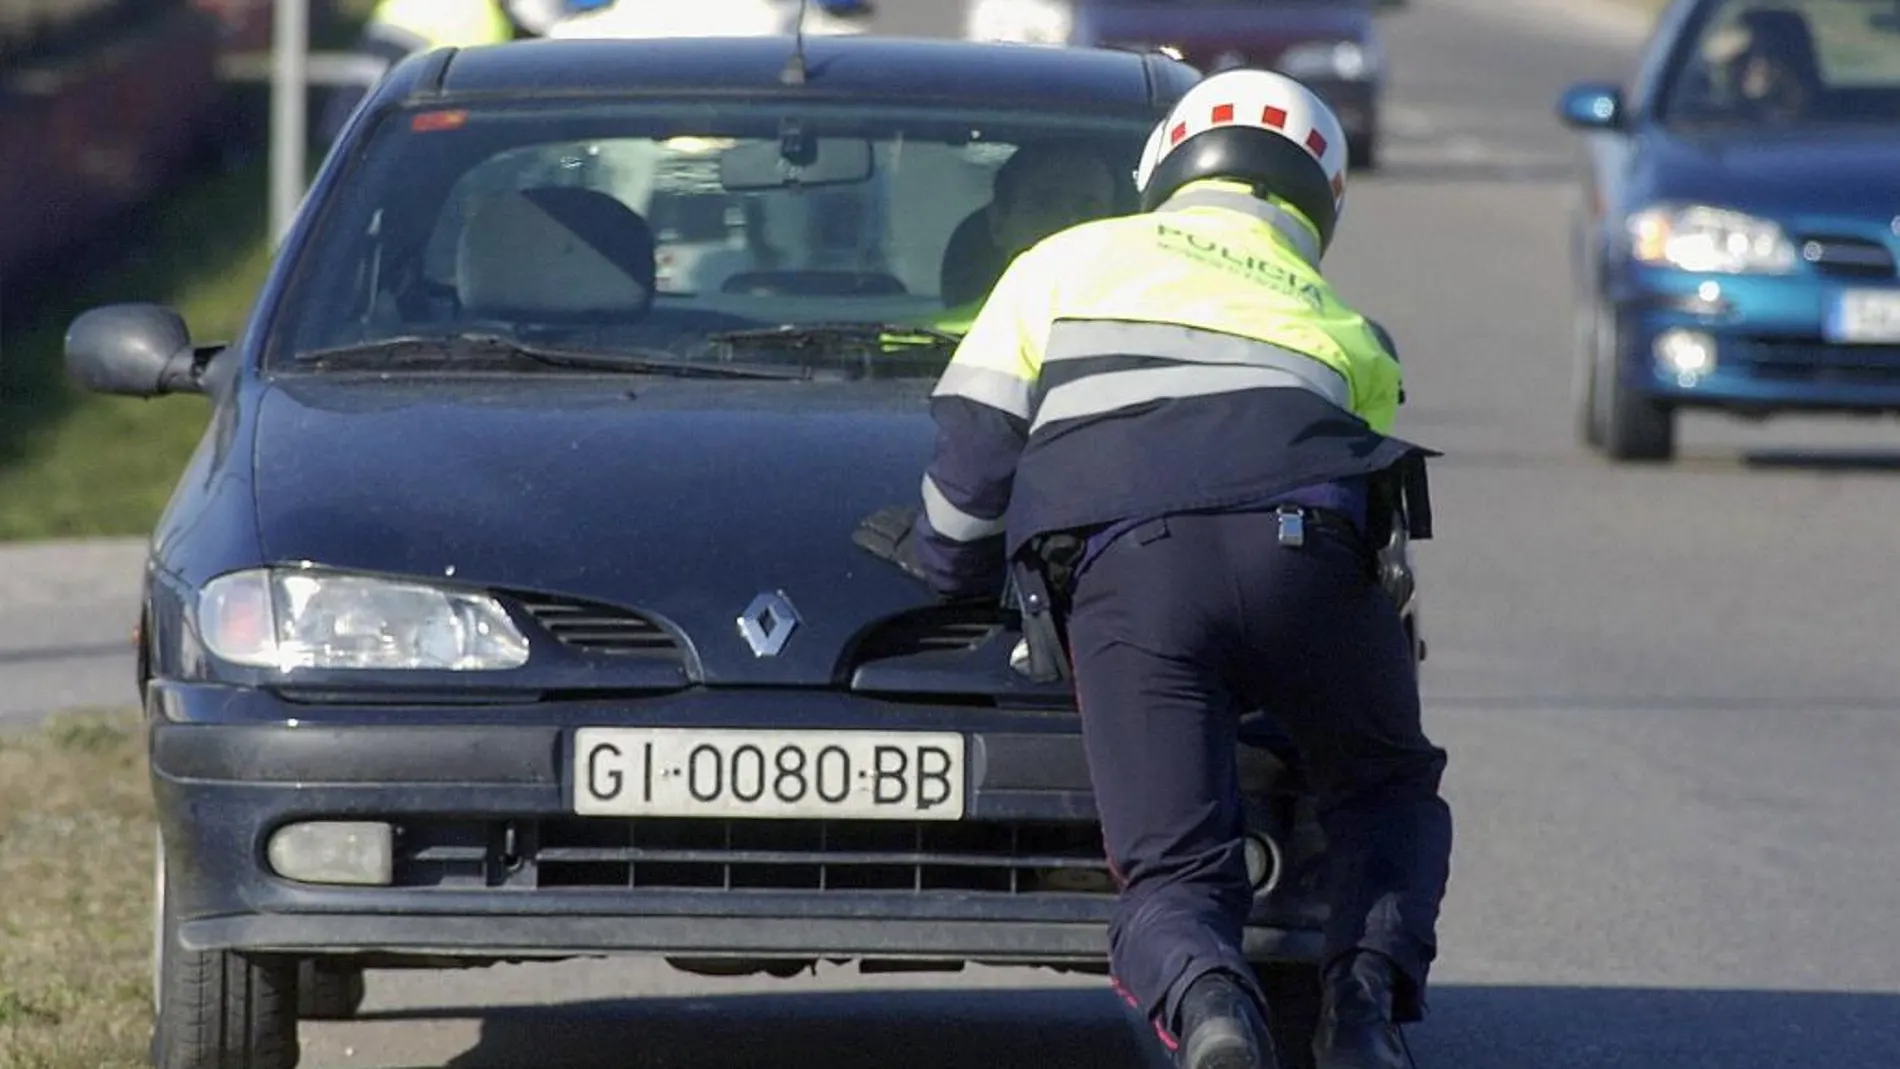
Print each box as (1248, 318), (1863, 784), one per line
(8, 0), (1900, 1065)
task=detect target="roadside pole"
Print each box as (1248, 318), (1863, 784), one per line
(271, 0), (310, 245)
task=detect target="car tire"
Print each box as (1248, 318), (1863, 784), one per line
(1254, 961), (1322, 1069)
(1573, 298), (1606, 449)
(1348, 132), (1378, 172)
(152, 835), (301, 1069)
(297, 960), (367, 1020)
(1589, 300), (1675, 462)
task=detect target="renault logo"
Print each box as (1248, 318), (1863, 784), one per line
(737, 590), (801, 657)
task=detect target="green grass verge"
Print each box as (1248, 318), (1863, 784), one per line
(0, 709), (153, 1069)
(0, 158), (274, 542)
(0, 0), (373, 544)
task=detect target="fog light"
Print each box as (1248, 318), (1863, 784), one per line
(1653, 329), (1716, 382)
(267, 821), (394, 886)
(1244, 834), (1280, 891)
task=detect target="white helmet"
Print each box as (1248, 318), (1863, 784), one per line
(1135, 68), (1351, 256)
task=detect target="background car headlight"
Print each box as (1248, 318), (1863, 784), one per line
(1626, 205), (1798, 275)
(1278, 40), (1375, 81)
(965, 0), (1073, 45)
(199, 568), (531, 671)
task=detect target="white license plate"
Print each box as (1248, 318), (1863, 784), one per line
(1826, 289), (1900, 344)
(572, 728), (966, 820)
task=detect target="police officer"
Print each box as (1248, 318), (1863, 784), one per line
(854, 69), (1453, 1069)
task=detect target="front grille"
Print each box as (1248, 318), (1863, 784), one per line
(1740, 340), (1900, 385)
(1798, 234), (1897, 280)
(510, 593), (681, 655)
(391, 817), (1115, 895)
(852, 605), (1004, 662)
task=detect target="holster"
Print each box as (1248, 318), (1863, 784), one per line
(1365, 452), (1434, 614)
(1005, 532), (1086, 684)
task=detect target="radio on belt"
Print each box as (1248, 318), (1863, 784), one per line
(1276, 504), (1305, 547)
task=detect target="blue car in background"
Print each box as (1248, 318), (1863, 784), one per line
(1558, 0), (1900, 461)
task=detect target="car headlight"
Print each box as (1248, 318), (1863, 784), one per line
(1278, 40), (1375, 81)
(966, 0), (1073, 45)
(1626, 205), (1798, 275)
(198, 567), (531, 671)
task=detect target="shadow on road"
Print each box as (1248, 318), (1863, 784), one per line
(356, 985), (1167, 1069)
(1742, 449), (1900, 474)
(0, 639), (133, 666)
(333, 982), (1900, 1068)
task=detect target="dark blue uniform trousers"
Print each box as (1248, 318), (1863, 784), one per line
(1063, 507), (1453, 1042)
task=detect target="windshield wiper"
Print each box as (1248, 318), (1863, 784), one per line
(296, 332), (811, 380)
(706, 322), (966, 350)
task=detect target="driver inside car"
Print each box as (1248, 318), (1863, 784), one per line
(923, 140), (1124, 335)
(1704, 8), (1825, 122)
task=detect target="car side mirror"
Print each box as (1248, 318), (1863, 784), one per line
(1367, 318), (1399, 361)
(1557, 81), (1625, 130)
(64, 303), (219, 398)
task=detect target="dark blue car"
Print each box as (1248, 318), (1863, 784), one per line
(61, 33), (1411, 1069)
(1557, 0), (1900, 461)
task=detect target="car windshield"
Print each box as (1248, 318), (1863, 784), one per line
(267, 97), (1151, 376)
(1660, 0), (1900, 126)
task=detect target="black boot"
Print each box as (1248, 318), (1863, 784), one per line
(1172, 970), (1281, 1069)
(1313, 952), (1408, 1069)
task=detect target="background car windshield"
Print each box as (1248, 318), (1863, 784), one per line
(1661, 0), (1900, 125)
(268, 99), (1151, 369)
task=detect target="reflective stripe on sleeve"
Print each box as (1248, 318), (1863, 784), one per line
(932, 362), (1035, 421)
(921, 473), (1008, 543)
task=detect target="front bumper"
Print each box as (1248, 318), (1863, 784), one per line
(1613, 266), (1900, 413)
(150, 682), (1328, 968)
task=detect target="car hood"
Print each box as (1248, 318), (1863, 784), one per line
(1075, 1), (1369, 53)
(1640, 126), (1900, 221)
(249, 374), (992, 688)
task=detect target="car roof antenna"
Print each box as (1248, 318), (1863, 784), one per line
(782, 0), (810, 85)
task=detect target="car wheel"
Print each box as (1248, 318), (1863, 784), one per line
(1589, 300), (1675, 462)
(1253, 961), (1322, 1069)
(298, 959), (367, 1020)
(1348, 132), (1378, 172)
(152, 834), (301, 1069)
(1573, 298), (1605, 449)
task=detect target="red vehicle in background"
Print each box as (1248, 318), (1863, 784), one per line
(965, 0), (1390, 168)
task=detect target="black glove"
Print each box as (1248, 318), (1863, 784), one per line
(853, 504), (928, 583)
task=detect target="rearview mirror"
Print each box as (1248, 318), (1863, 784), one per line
(816, 0), (877, 16)
(719, 138), (875, 191)
(64, 303), (216, 397)
(1557, 81), (1625, 130)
